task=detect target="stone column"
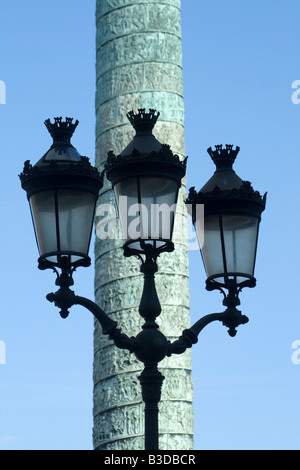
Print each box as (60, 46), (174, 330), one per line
(94, 0), (193, 450)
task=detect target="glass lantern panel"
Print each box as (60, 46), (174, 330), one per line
(29, 189), (96, 264)
(114, 177), (138, 241)
(200, 215), (224, 278)
(57, 189), (96, 256)
(222, 214), (259, 277)
(114, 176), (179, 250)
(140, 176), (178, 241)
(29, 190), (57, 255)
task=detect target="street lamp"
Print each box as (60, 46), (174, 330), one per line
(19, 117), (104, 316)
(105, 109), (186, 258)
(186, 144), (267, 335)
(19, 111), (266, 450)
(19, 117), (103, 273)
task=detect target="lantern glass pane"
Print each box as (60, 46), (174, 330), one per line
(222, 214), (258, 276)
(57, 189), (96, 255)
(199, 212), (259, 285)
(140, 177), (178, 240)
(114, 176), (179, 249)
(30, 190), (57, 255)
(29, 189), (96, 264)
(200, 215), (224, 278)
(114, 177), (138, 241)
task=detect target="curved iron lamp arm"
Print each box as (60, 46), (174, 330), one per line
(46, 289), (137, 353)
(169, 307), (249, 356)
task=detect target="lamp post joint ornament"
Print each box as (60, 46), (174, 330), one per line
(19, 111), (266, 450)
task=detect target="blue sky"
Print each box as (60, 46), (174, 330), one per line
(0, 0), (300, 450)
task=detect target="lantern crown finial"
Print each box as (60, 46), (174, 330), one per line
(207, 144), (240, 170)
(44, 117), (79, 145)
(127, 108), (160, 134)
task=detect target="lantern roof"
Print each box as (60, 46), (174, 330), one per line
(19, 117), (103, 198)
(105, 108), (187, 184)
(186, 145), (267, 217)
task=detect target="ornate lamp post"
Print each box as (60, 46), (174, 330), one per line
(19, 111), (266, 450)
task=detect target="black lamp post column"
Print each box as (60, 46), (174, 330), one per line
(135, 251), (169, 451)
(139, 366), (164, 451)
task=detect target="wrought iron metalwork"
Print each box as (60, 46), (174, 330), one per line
(20, 114), (266, 451)
(45, 246), (249, 450)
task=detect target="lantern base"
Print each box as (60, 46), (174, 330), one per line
(206, 274), (256, 310)
(206, 273), (256, 291)
(38, 252), (91, 272)
(123, 239), (174, 260)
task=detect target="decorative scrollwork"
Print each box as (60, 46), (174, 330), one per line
(19, 156), (104, 183)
